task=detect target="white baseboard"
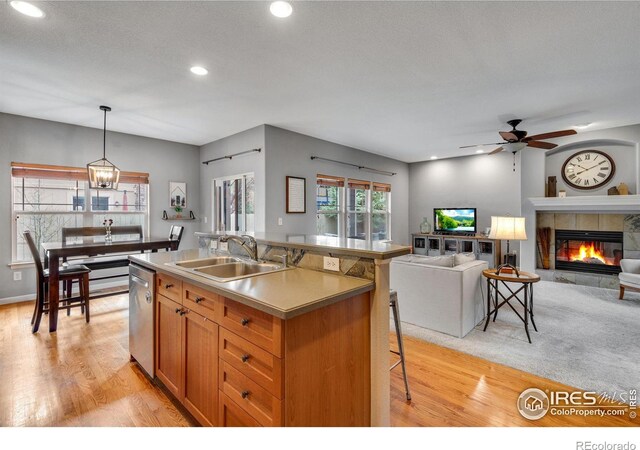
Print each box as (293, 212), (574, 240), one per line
(0, 280), (129, 306)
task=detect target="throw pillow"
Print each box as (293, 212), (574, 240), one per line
(454, 252), (476, 266)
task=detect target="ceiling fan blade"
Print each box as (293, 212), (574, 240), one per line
(526, 140), (557, 150)
(499, 131), (518, 142)
(524, 129), (577, 141)
(459, 143), (504, 149)
(489, 146), (504, 155)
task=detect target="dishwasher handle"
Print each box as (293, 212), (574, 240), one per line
(130, 274), (149, 289)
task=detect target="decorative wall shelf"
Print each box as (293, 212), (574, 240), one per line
(162, 210), (198, 221)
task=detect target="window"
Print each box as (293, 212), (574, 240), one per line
(371, 183), (391, 241)
(11, 162), (149, 263)
(213, 173), (255, 232)
(316, 174), (344, 237)
(315, 174), (392, 241)
(347, 179), (370, 240)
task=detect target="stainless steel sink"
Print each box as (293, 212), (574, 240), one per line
(174, 257), (238, 269)
(194, 262), (283, 279)
(166, 256), (290, 282)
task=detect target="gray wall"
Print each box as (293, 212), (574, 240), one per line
(264, 125), (410, 245)
(409, 151), (522, 237)
(0, 113), (200, 301)
(199, 125), (266, 232)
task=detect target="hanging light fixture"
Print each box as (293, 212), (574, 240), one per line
(87, 105), (120, 189)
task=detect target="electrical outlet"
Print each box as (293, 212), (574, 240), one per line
(278, 217), (283, 226)
(13, 271), (22, 281)
(219, 242), (228, 252)
(323, 256), (340, 272)
(204, 216), (208, 224)
(210, 240), (218, 250)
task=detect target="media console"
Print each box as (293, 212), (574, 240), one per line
(412, 233), (502, 269)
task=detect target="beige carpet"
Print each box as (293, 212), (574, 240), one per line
(400, 281), (640, 396)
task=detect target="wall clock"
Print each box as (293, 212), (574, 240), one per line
(561, 150), (615, 190)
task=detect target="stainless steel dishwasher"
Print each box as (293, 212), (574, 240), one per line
(129, 263), (156, 378)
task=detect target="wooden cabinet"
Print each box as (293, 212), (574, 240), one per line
(157, 273), (182, 303)
(155, 276), (371, 427)
(183, 309), (218, 427)
(156, 294), (183, 398)
(156, 287), (219, 426)
(219, 393), (261, 427)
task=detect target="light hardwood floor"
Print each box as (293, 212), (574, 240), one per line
(0, 295), (636, 427)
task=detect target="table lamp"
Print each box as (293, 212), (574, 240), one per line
(488, 216), (527, 275)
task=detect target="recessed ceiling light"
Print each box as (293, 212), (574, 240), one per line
(10, 1), (45, 18)
(190, 66), (208, 76)
(574, 122), (592, 130)
(476, 149), (484, 154)
(270, 1), (293, 18)
(430, 156), (438, 160)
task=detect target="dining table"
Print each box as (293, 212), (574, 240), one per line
(41, 236), (179, 332)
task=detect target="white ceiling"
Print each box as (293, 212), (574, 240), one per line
(2, 1), (640, 162)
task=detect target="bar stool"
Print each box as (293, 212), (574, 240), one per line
(390, 289), (411, 401)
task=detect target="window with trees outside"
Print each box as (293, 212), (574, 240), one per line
(316, 174), (344, 237)
(11, 162), (149, 264)
(316, 174), (391, 241)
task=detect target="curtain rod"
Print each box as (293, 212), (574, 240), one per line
(202, 148), (261, 165)
(310, 156), (396, 176)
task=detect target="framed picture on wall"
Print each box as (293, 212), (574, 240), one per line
(169, 181), (187, 208)
(286, 176), (306, 213)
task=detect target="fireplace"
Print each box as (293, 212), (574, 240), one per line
(555, 230), (623, 275)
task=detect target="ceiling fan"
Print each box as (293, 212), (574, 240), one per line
(460, 119), (577, 155)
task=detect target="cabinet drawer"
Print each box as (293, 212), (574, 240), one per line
(219, 393), (261, 427)
(219, 328), (283, 399)
(183, 283), (218, 322)
(217, 297), (283, 357)
(219, 361), (282, 427)
(157, 273), (182, 303)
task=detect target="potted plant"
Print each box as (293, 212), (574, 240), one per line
(174, 205), (183, 219)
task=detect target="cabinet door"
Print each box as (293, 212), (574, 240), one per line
(219, 393), (261, 427)
(156, 294), (183, 399)
(182, 309), (219, 426)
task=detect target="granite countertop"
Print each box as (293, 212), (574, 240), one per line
(195, 231), (411, 260)
(130, 249), (374, 319)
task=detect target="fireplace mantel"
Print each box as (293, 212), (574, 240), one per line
(528, 195), (640, 213)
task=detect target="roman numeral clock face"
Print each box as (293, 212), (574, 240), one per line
(561, 150), (616, 190)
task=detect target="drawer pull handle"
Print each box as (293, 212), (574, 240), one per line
(241, 390), (250, 399)
(179, 309), (187, 316)
(240, 318), (250, 326)
(165, 283), (174, 289)
(241, 354), (250, 363)
(175, 308), (181, 314)
(195, 297), (204, 304)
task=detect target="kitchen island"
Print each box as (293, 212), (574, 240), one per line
(131, 234), (411, 426)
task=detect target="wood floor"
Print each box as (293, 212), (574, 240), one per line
(1, 295), (636, 427)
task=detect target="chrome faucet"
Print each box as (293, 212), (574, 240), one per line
(218, 235), (259, 261)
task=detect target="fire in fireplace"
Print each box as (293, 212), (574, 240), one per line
(555, 230), (623, 275)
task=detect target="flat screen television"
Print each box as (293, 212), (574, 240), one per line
(433, 208), (477, 234)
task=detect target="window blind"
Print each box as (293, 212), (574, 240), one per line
(11, 162), (149, 185)
(317, 174), (345, 187)
(347, 179), (371, 190)
(372, 182), (391, 192)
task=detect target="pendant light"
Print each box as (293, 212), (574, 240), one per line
(87, 105), (120, 189)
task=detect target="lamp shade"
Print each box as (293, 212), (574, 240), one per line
(488, 216), (527, 241)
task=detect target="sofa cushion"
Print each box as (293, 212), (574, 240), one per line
(411, 255), (454, 267)
(454, 252), (476, 266)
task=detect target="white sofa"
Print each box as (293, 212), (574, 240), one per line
(390, 254), (488, 338)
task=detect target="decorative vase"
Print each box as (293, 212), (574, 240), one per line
(105, 229), (112, 243)
(420, 217), (431, 234)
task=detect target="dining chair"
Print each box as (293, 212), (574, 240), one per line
(24, 231), (92, 333)
(169, 225), (184, 249)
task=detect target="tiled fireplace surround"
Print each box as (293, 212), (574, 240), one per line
(535, 213), (640, 288)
